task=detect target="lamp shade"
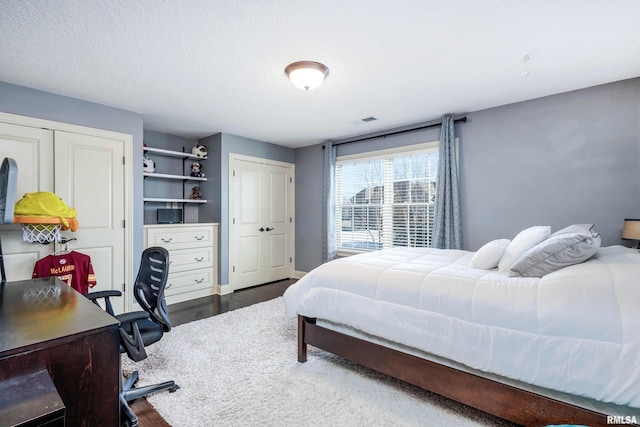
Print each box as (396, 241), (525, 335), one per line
(621, 218), (640, 240)
(284, 61), (329, 91)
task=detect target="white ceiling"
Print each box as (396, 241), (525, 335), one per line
(1, 1), (639, 149)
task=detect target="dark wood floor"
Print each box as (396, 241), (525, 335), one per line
(130, 279), (296, 427)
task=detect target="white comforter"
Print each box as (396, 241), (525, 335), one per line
(284, 245), (640, 408)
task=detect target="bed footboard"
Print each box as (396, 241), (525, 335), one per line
(297, 315), (622, 427)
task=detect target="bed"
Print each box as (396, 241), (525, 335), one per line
(283, 242), (640, 427)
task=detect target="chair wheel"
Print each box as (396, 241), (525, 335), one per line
(121, 418), (138, 427)
(169, 384), (180, 393)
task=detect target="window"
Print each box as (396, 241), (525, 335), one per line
(336, 142), (439, 253)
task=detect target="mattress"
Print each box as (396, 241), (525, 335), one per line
(283, 245), (640, 408)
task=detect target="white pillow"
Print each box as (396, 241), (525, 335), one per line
(470, 239), (511, 270)
(498, 226), (551, 272)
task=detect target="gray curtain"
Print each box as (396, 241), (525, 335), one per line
(433, 115), (462, 249)
(322, 141), (337, 262)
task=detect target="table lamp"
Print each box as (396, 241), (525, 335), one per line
(621, 218), (640, 249)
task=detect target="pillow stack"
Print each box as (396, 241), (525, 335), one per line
(510, 224), (601, 277)
(470, 224), (601, 277)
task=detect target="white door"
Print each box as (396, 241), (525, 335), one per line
(0, 118), (130, 314)
(0, 122), (54, 280)
(54, 130), (126, 312)
(230, 156), (294, 290)
(262, 164), (291, 282)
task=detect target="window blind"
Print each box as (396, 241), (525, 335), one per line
(335, 145), (438, 252)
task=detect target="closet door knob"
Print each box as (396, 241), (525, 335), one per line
(259, 227), (265, 232)
(265, 227), (274, 232)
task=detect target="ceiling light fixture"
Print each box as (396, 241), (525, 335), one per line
(284, 61), (329, 91)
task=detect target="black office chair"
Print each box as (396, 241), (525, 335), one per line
(86, 246), (179, 427)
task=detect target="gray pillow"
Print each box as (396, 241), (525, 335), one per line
(510, 231), (601, 277)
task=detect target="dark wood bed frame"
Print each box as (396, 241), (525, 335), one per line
(298, 315), (636, 427)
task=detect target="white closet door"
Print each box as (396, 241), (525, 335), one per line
(262, 163), (291, 283)
(54, 130), (126, 312)
(0, 122), (54, 280)
(230, 156), (294, 290)
(234, 161), (262, 287)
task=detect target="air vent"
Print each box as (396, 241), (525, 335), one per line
(361, 116), (377, 122)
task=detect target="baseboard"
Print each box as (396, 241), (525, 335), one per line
(224, 275), (304, 293)
(216, 283), (233, 295)
(293, 270), (307, 279)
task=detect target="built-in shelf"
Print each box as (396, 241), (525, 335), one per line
(144, 146), (208, 160)
(143, 198), (207, 204)
(143, 146), (208, 209)
(143, 172), (207, 182)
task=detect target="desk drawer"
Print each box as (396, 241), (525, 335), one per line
(165, 268), (213, 297)
(146, 225), (213, 250)
(168, 247), (213, 273)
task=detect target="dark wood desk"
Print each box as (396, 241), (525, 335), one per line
(0, 277), (120, 426)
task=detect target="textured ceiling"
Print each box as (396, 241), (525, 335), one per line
(1, 0), (639, 148)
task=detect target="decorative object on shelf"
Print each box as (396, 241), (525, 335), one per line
(284, 60), (330, 91)
(157, 208), (182, 224)
(189, 186), (202, 200)
(143, 156), (156, 173)
(190, 162), (205, 178)
(191, 144), (208, 158)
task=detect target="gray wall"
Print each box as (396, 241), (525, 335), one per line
(198, 132), (295, 288)
(0, 80), (146, 271)
(293, 144), (324, 272)
(460, 78), (640, 250)
(294, 78), (640, 272)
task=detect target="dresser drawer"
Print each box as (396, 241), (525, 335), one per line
(168, 247), (213, 273)
(165, 268), (213, 297)
(146, 225), (214, 250)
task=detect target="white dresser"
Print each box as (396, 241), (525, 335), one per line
(144, 223), (219, 305)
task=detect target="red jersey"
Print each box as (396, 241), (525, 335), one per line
(32, 251), (97, 294)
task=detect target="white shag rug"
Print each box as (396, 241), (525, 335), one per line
(122, 297), (518, 427)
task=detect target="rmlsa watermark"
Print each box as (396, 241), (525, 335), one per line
(607, 415), (638, 425)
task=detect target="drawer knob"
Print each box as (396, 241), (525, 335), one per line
(166, 283), (173, 289)
(194, 235), (204, 240)
(194, 257), (204, 262)
(161, 237), (173, 243)
(195, 278), (204, 283)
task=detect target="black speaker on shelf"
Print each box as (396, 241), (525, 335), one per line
(157, 208), (182, 224)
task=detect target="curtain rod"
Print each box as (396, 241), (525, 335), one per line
(330, 116), (467, 147)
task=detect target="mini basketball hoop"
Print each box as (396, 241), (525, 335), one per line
(21, 223), (62, 244)
(13, 216), (70, 244)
